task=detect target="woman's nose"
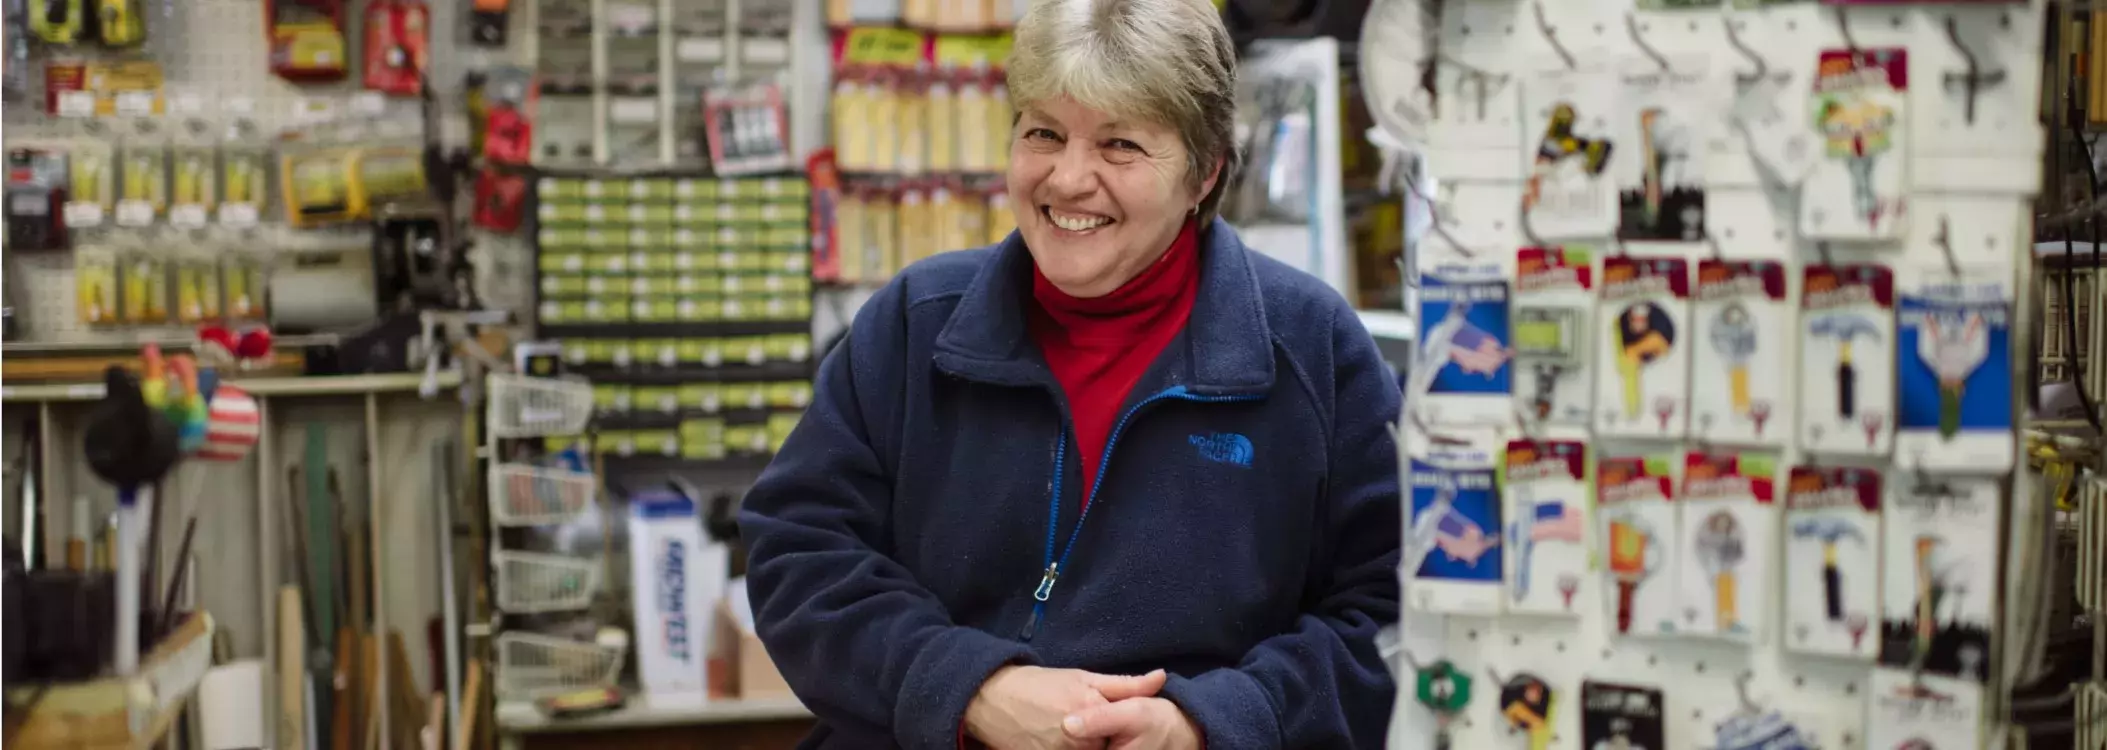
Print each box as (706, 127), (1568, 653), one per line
(1043, 144), (1099, 198)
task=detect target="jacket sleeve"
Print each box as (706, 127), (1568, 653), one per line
(739, 281), (1037, 748)
(1157, 304), (1403, 749)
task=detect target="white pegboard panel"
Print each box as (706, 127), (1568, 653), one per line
(1396, 0), (2047, 748)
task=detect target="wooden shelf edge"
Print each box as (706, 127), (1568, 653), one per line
(494, 696), (811, 734)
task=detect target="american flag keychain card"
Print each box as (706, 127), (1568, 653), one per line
(1411, 258), (1514, 427)
(1500, 437), (1591, 616)
(1406, 431), (1505, 615)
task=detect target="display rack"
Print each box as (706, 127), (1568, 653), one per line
(1386, 2), (2057, 748)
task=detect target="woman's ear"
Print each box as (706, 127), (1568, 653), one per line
(1197, 154), (1226, 207)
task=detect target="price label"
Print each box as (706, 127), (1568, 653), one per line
(630, 252), (648, 269)
(115, 200), (156, 227)
(64, 202), (106, 227)
(762, 204), (783, 221)
(764, 178), (784, 196)
(792, 388), (810, 407)
(746, 344), (767, 365)
(724, 275), (743, 293)
(840, 27), (927, 68)
(608, 256), (628, 273)
(223, 97), (257, 116)
(703, 348), (723, 366)
(588, 300), (608, 318)
(718, 227), (735, 244)
(588, 277), (608, 293)
(676, 229), (696, 246)
(764, 275), (784, 291)
(725, 299), (744, 318)
(168, 93), (204, 116)
(610, 98), (658, 124)
(630, 228), (649, 245)
(631, 278), (651, 295)
(782, 255), (804, 272)
(658, 347), (678, 367)
(744, 37), (791, 65)
(933, 34), (1015, 70)
(676, 37), (725, 63)
(539, 178), (559, 193)
(217, 203), (260, 228)
(56, 90), (96, 118)
(113, 90), (155, 117)
(767, 298), (786, 316)
(679, 299), (699, 317)
(674, 205), (694, 222)
(702, 393), (721, 411)
(718, 251), (738, 268)
(585, 205), (607, 221)
(790, 341), (811, 361)
(612, 347), (635, 367)
(629, 180), (651, 199)
(674, 253), (694, 270)
(168, 204), (209, 228)
(351, 92), (388, 116)
(717, 204), (733, 221)
(628, 205), (647, 222)
(563, 255), (584, 271)
(585, 181), (605, 198)
(675, 180), (695, 198)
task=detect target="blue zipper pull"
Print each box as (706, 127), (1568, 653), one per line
(1019, 564), (1060, 641)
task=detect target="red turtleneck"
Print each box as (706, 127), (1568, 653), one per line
(1028, 220), (1202, 504)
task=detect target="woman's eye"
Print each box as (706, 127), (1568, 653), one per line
(1024, 128), (1061, 142)
(1105, 139), (1143, 152)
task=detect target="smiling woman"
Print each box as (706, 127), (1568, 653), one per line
(737, 0), (1402, 747)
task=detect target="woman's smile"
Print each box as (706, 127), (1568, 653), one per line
(1044, 206), (1116, 234)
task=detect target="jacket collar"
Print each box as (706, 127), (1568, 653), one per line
(933, 217), (1276, 396)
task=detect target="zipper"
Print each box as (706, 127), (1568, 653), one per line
(1018, 385), (1261, 641)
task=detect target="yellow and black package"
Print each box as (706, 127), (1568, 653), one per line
(117, 142), (167, 225)
(121, 250), (169, 323)
(168, 144), (216, 226)
(350, 145), (427, 216)
(175, 249), (222, 323)
(223, 254), (267, 321)
(280, 146), (353, 227)
(75, 249), (119, 325)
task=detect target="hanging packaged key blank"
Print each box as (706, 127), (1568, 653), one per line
(1581, 681), (1665, 749)
(1879, 474), (1998, 683)
(1502, 437), (1590, 616)
(1784, 465), (1881, 660)
(1676, 450), (1777, 642)
(1691, 259), (1789, 446)
(1894, 268), (2014, 474)
(1615, 55), (1714, 242)
(1803, 48), (1908, 241)
(1411, 259), (1512, 426)
(1800, 263), (1896, 456)
(1406, 432), (1503, 615)
(1513, 246), (1594, 426)
(1521, 62), (1620, 239)
(1598, 452), (1680, 636)
(1596, 255), (1692, 438)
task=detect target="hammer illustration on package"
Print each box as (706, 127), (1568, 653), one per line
(1790, 516), (1865, 624)
(1808, 314), (1882, 422)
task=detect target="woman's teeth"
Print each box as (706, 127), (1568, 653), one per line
(1046, 208), (1112, 232)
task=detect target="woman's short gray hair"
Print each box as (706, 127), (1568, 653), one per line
(1007, 0), (1241, 223)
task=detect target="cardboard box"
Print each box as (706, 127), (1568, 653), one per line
(716, 578), (794, 700)
(7, 613), (215, 749)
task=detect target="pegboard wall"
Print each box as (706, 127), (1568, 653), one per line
(1391, 1), (2048, 748)
(3, 0), (538, 343)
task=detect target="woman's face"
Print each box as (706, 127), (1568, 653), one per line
(1009, 95), (1219, 298)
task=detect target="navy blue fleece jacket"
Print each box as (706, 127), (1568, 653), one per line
(738, 219), (1402, 749)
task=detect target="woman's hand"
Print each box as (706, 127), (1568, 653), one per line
(965, 667), (1168, 750)
(1060, 697), (1202, 750)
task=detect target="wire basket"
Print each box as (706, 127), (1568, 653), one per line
(493, 550), (600, 613)
(494, 632), (626, 698)
(488, 464), (598, 526)
(487, 374), (595, 438)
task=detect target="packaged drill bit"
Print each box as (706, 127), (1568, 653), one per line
(62, 139), (114, 228)
(167, 142), (217, 228)
(120, 246), (169, 323)
(223, 253), (267, 321)
(74, 246), (119, 324)
(218, 122), (269, 227)
(174, 246), (222, 323)
(116, 140), (167, 226)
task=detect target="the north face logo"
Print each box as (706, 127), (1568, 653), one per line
(1189, 433), (1253, 467)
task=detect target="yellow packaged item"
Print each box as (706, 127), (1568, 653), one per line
(897, 74), (928, 174)
(174, 250), (223, 323)
(986, 81), (1010, 170)
(929, 185), (957, 253)
(351, 145), (428, 215)
(121, 251), (169, 324)
(75, 250), (119, 325)
(871, 191), (900, 278)
(223, 255), (267, 321)
(926, 78), (957, 172)
(831, 78), (868, 171)
(68, 144), (112, 208)
(985, 190), (1015, 245)
(897, 185), (931, 266)
(120, 144), (167, 209)
(868, 78), (900, 173)
(220, 148), (269, 214)
(957, 82), (989, 172)
(280, 147), (353, 227)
